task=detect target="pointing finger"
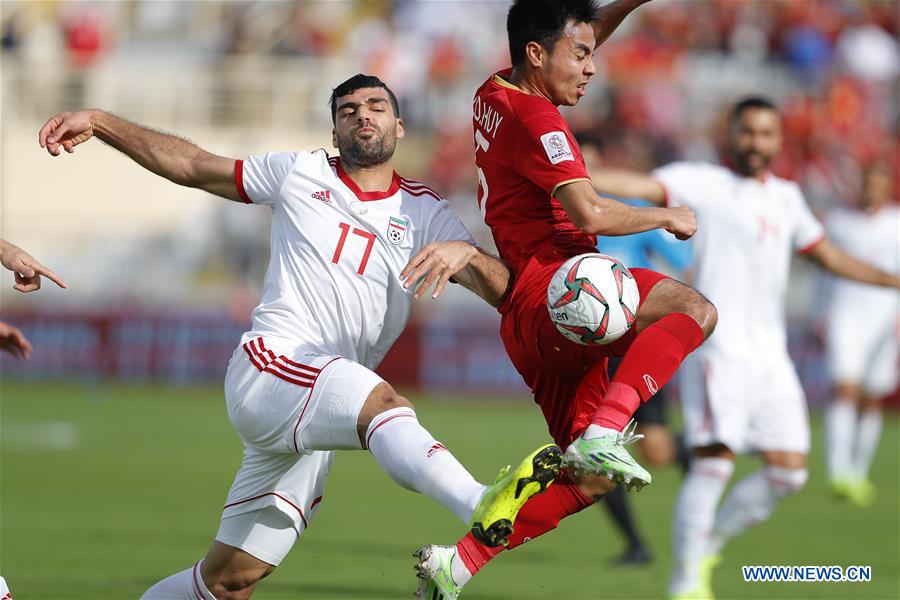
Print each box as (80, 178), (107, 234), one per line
(34, 263), (67, 289)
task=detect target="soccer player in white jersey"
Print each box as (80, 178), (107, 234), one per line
(824, 162), (899, 507)
(589, 97), (900, 599)
(38, 74), (563, 599)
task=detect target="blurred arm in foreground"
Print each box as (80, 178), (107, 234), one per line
(0, 239), (66, 293)
(0, 239), (66, 359)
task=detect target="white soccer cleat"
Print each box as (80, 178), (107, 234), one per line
(564, 420), (651, 490)
(414, 545), (464, 600)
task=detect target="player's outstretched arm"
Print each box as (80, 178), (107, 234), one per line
(556, 180), (695, 240)
(0, 240), (66, 292)
(589, 168), (667, 205)
(804, 238), (900, 289)
(39, 110), (241, 202)
(591, 0), (654, 46)
(400, 242), (511, 308)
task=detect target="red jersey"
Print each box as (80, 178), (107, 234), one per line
(473, 69), (596, 278)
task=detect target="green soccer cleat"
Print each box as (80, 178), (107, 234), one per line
(469, 443), (563, 547)
(414, 545), (463, 600)
(847, 478), (876, 507)
(564, 420), (651, 490)
(671, 554), (720, 600)
(696, 554), (721, 600)
(830, 475), (854, 500)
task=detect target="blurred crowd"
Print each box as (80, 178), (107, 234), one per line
(1, 0), (897, 304)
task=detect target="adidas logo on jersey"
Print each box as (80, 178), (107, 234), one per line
(312, 190), (331, 203)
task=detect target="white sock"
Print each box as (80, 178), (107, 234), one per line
(852, 408), (882, 480)
(582, 424), (620, 439)
(141, 560), (216, 599)
(366, 407), (487, 523)
(709, 466), (808, 555)
(826, 400), (857, 479)
(451, 549), (473, 587)
(669, 457), (734, 595)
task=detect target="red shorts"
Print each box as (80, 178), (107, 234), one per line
(500, 254), (668, 447)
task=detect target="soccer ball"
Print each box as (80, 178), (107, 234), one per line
(546, 253), (639, 345)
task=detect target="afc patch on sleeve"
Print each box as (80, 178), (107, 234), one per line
(540, 131), (574, 165)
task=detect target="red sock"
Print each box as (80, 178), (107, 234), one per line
(593, 313), (705, 430)
(455, 476), (593, 575)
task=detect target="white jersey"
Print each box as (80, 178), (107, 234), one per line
(653, 162), (824, 358)
(825, 204), (899, 320)
(235, 149), (474, 369)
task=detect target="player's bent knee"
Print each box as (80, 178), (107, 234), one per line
(860, 394), (883, 411)
(693, 443), (734, 461)
(760, 450), (806, 470)
(356, 382), (415, 443)
(685, 292), (717, 338)
(365, 382), (414, 412)
(202, 542), (275, 600)
(666, 283), (717, 338)
(834, 382), (864, 403)
(640, 279), (717, 337)
(207, 575), (263, 600)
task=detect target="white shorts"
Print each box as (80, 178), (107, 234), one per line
(216, 506), (298, 567)
(826, 311), (898, 396)
(679, 351), (810, 454)
(217, 336), (384, 562)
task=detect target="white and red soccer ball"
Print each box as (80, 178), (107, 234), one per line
(546, 253), (640, 345)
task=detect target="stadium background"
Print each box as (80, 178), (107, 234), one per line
(1, 1), (897, 598)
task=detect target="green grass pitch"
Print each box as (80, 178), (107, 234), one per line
(1, 381), (897, 599)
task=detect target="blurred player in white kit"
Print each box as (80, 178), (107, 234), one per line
(590, 97), (900, 599)
(38, 74), (562, 599)
(824, 161), (899, 507)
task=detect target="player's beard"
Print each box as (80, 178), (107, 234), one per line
(337, 125), (397, 169)
(732, 149), (771, 178)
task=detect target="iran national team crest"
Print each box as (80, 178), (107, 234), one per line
(387, 216), (408, 245)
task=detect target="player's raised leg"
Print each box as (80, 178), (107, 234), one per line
(416, 472), (609, 598)
(358, 381), (562, 547)
(567, 275), (716, 488)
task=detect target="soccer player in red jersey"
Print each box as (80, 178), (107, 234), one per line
(416, 1), (717, 596)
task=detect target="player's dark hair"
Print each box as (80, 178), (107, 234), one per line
(507, 0), (600, 67)
(329, 74), (401, 124)
(730, 97), (778, 123)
